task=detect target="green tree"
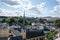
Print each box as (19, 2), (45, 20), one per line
(1, 18), (6, 23)
(25, 19), (31, 25)
(6, 16), (32, 26)
(46, 30), (58, 40)
(18, 16), (23, 25)
(56, 19), (60, 27)
(6, 17), (15, 26)
(18, 16), (31, 25)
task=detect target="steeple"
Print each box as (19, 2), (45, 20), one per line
(21, 11), (26, 39)
(23, 11), (25, 29)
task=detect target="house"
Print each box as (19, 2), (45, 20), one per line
(0, 29), (11, 37)
(0, 28), (11, 40)
(0, 24), (11, 38)
(43, 26), (50, 34)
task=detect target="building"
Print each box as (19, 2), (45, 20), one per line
(55, 37), (60, 40)
(10, 36), (22, 40)
(0, 28), (11, 40)
(0, 23), (11, 40)
(21, 28), (45, 40)
(0, 29), (11, 37)
(26, 30), (45, 40)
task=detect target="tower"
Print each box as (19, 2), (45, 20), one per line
(23, 11), (25, 28)
(21, 11), (26, 40)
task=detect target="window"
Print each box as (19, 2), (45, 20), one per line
(24, 30), (25, 32)
(36, 38), (38, 40)
(23, 39), (26, 40)
(9, 30), (11, 33)
(39, 38), (43, 40)
(33, 39), (35, 40)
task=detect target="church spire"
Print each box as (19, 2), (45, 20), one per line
(23, 11), (25, 29)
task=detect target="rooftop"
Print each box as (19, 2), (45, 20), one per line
(26, 30), (44, 39)
(11, 29), (21, 37)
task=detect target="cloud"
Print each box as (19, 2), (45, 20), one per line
(0, 2), (47, 17)
(0, 0), (60, 17)
(28, 2), (50, 17)
(0, 0), (49, 17)
(48, 0), (60, 17)
(0, 8), (24, 16)
(29, 7), (41, 14)
(24, 2), (51, 17)
(36, 0), (60, 17)
(36, 2), (46, 8)
(1, 0), (20, 5)
(0, 9), (4, 16)
(56, 0), (60, 4)
(36, 2), (48, 14)
(1, 0), (34, 9)
(49, 5), (60, 17)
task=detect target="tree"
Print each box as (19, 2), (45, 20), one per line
(1, 18), (6, 23)
(18, 16), (23, 25)
(46, 30), (58, 40)
(25, 19), (31, 25)
(6, 17), (15, 26)
(6, 16), (32, 26)
(55, 19), (60, 27)
(18, 16), (31, 25)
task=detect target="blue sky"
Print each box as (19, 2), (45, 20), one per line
(0, 0), (60, 17)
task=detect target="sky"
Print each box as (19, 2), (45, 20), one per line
(0, 0), (60, 17)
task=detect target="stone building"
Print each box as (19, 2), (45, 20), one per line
(21, 28), (45, 40)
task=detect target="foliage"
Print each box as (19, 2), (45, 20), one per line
(1, 18), (6, 23)
(56, 19), (60, 27)
(46, 30), (58, 40)
(6, 17), (15, 26)
(18, 16), (23, 25)
(1, 16), (31, 26)
(25, 19), (31, 25)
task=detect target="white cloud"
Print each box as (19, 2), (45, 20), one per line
(0, 2), (49, 17)
(1, 0), (20, 5)
(36, 2), (46, 8)
(25, 2), (51, 17)
(0, 0), (60, 17)
(0, 2), (47, 17)
(1, 0), (34, 10)
(49, 5), (60, 17)
(28, 2), (50, 17)
(1, 0), (49, 17)
(47, 0), (60, 17)
(56, 0), (60, 4)
(36, 2), (48, 14)
(0, 8), (24, 16)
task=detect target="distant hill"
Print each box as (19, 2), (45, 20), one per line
(0, 16), (7, 18)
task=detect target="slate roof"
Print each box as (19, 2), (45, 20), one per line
(14, 28), (21, 32)
(43, 26), (50, 31)
(26, 30), (44, 39)
(10, 36), (22, 40)
(11, 29), (21, 36)
(0, 37), (8, 40)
